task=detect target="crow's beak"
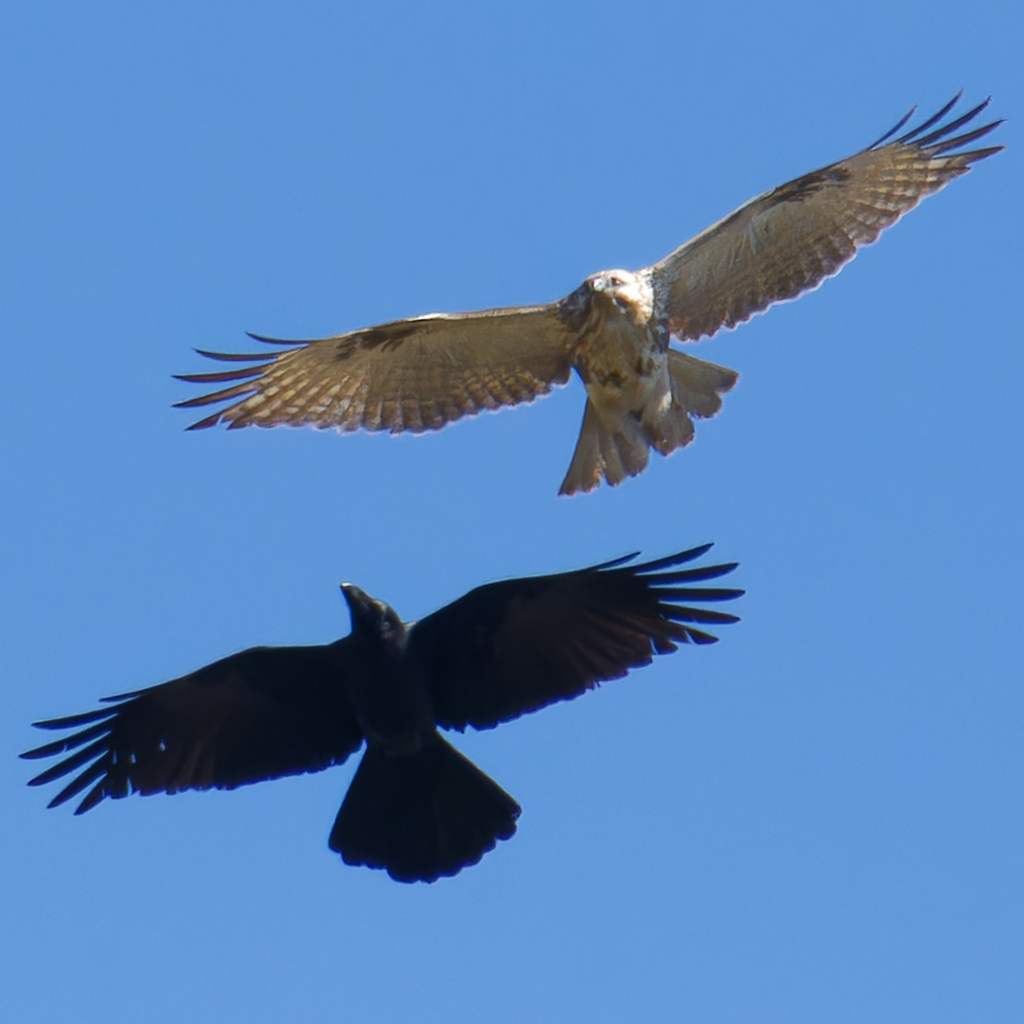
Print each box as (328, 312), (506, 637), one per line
(340, 583), (376, 631)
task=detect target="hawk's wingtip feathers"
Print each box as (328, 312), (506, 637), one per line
(866, 102), (919, 150)
(245, 332), (309, 346)
(865, 93), (999, 156)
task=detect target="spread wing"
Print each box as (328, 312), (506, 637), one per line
(21, 644), (363, 814)
(648, 94), (1004, 342)
(407, 544), (743, 732)
(175, 304), (577, 432)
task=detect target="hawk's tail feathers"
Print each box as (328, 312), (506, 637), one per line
(559, 398), (651, 496)
(559, 353), (737, 495)
(329, 735), (520, 884)
(667, 350), (739, 420)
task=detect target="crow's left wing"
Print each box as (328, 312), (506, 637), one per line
(407, 545), (742, 732)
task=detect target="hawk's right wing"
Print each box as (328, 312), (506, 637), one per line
(175, 305), (577, 433)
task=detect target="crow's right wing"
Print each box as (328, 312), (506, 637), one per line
(22, 644), (363, 814)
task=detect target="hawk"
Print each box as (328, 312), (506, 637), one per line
(176, 95), (1002, 494)
(22, 545), (741, 883)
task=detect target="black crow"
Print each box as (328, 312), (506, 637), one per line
(22, 544), (742, 883)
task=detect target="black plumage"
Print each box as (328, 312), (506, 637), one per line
(22, 545), (742, 882)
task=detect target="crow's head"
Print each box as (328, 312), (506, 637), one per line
(340, 584), (407, 651)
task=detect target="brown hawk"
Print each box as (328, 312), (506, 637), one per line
(176, 95), (1002, 494)
(22, 545), (741, 883)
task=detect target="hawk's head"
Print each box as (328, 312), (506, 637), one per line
(586, 270), (653, 326)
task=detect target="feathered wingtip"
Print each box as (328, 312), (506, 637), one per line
(599, 542), (741, 588)
(594, 543), (744, 646)
(172, 334), (306, 429)
(867, 92), (1004, 162)
(20, 695), (138, 813)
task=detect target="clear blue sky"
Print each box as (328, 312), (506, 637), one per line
(2, 2), (1020, 1021)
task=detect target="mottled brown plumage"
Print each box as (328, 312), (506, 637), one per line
(176, 95), (1002, 493)
(23, 545), (741, 883)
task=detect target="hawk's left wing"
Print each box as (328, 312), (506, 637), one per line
(648, 95), (1003, 343)
(175, 304), (576, 432)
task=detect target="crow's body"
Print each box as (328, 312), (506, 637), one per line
(23, 545), (741, 882)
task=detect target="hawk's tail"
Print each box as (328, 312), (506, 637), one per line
(558, 352), (738, 495)
(559, 398), (651, 495)
(667, 350), (738, 421)
(328, 734), (520, 883)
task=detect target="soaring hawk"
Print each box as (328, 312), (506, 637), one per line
(23, 545), (741, 883)
(176, 95), (1002, 494)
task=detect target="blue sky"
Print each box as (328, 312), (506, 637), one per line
(1, 2), (1021, 1021)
